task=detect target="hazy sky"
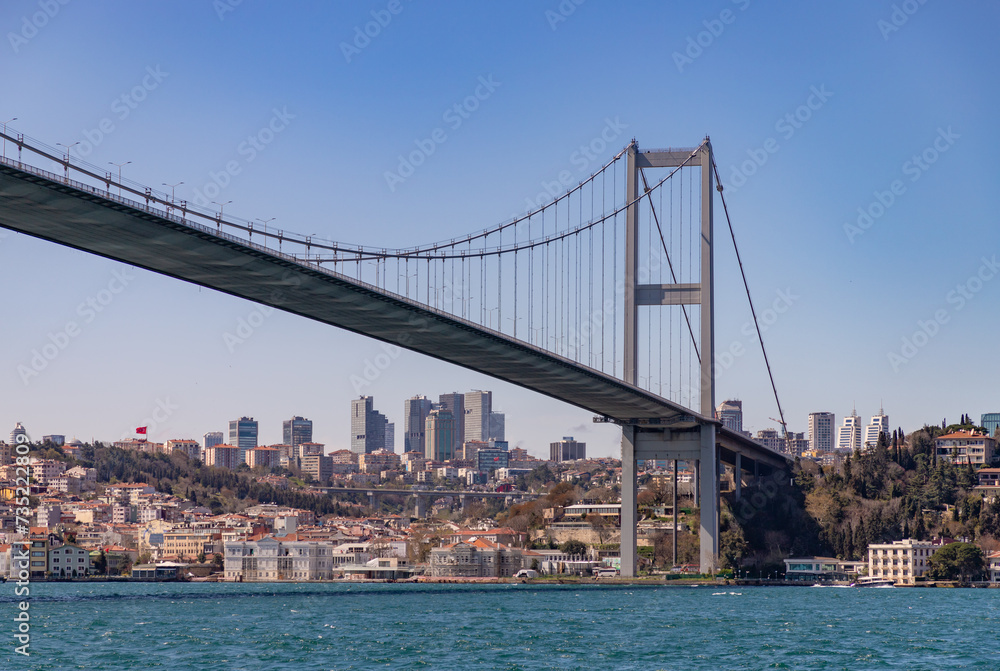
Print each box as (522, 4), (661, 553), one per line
(1, 1), (996, 457)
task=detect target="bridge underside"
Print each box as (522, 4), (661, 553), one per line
(0, 162), (785, 466)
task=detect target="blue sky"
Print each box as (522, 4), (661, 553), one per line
(1, 0), (997, 456)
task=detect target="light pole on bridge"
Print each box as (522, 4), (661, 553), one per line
(1, 117), (17, 159)
(211, 200), (232, 231)
(108, 160), (132, 197)
(56, 141), (80, 179)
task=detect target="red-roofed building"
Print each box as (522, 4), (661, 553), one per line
(429, 537), (524, 577)
(935, 431), (996, 466)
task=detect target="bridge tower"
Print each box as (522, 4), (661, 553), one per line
(620, 139), (717, 576)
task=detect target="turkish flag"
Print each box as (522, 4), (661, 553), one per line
(136, 427), (147, 434)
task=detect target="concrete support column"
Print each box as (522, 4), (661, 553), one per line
(694, 460), (701, 502)
(699, 424), (718, 574)
(415, 496), (427, 518)
(734, 452), (742, 500)
(367, 491), (376, 511)
(621, 425), (637, 577)
(459, 494), (468, 511)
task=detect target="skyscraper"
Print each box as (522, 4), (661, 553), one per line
(807, 412), (835, 453)
(464, 390), (492, 443)
(203, 432), (224, 451)
(438, 393), (465, 456)
(404, 395), (433, 454)
(425, 408), (455, 461)
(228, 417), (258, 464)
(385, 422), (395, 453)
(550, 437), (586, 462)
(837, 410), (862, 452)
(282, 416), (313, 455)
(864, 409), (889, 448)
(716, 400), (743, 433)
(350, 396), (389, 454)
(10, 422), (27, 445)
(489, 411), (505, 442)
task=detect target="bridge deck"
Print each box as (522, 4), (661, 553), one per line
(0, 160), (788, 469)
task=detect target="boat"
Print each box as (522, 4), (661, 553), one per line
(852, 576), (895, 587)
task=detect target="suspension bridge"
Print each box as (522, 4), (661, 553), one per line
(0, 128), (791, 574)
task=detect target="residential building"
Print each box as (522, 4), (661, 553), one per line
(989, 550), (1000, 583)
(976, 468), (1000, 498)
(429, 537), (524, 578)
(359, 450), (401, 474)
(981, 413), (1000, 438)
(48, 543), (91, 578)
(351, 396), (390, 455)
(867, 538), (937, 585)
(166, 439), (201, 461)
(300, 454), (333, 484)
(28, 527), (50, 579)
(0, 442), (10, 466)
(464, 390), (492, 443)
(425, 408), (456, 462)
(935, 431), (997, 466)
(246, 446), (281, 470)
(282, 416), (313, 451)
(403, 395), (433, 454)
(550, 437), (586, 462)
(808, 412), (835, 453)
(717, 400), (743, 433)
(224, 537), (336, 581)
(229, 417), (258, 464)
(785, 432), (810, 457)
(438, 393), (466, 456)
(864, 408), (890, 448)
(205, 444), (242, 470)
(203, 432), (224, 451)
(754, 429), (783, 452)
(837, 410), (862, 452)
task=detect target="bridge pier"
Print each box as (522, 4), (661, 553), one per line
(734, 452), (742, 500)
(699, 426), (718, 573)
(367, 491), (376, 512)
(620, 426), (638, 577)
(414, 495), (427, 518)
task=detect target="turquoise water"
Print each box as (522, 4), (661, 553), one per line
(2, 583), (998, 670)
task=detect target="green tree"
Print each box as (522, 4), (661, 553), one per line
(928, 542), (985, 582)
(559, 540), (587, 557)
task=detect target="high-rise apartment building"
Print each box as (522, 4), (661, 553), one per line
(717, 400), (743, 433)
(425, 408), (455, 462)
(205, 443), (242, 470)
(550, 437), (586, 462)
(229, 417), (258, 464)
(464, 390), (492, 443)
(282, 416), (313, 452)
(837, 410), (862, 452)
(404, 395), (433, 454)
(438, 393), (466, 456)
(350, 396), (389, 455)
(864, 409), (890, 448)
(489, 411), (505, 442)
(807, 412), (835, 453)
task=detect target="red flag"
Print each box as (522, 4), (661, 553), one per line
(135, 427), (147, 434)
(494, 457), (499, 461)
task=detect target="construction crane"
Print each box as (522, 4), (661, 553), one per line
(770, 416), (789, 452)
